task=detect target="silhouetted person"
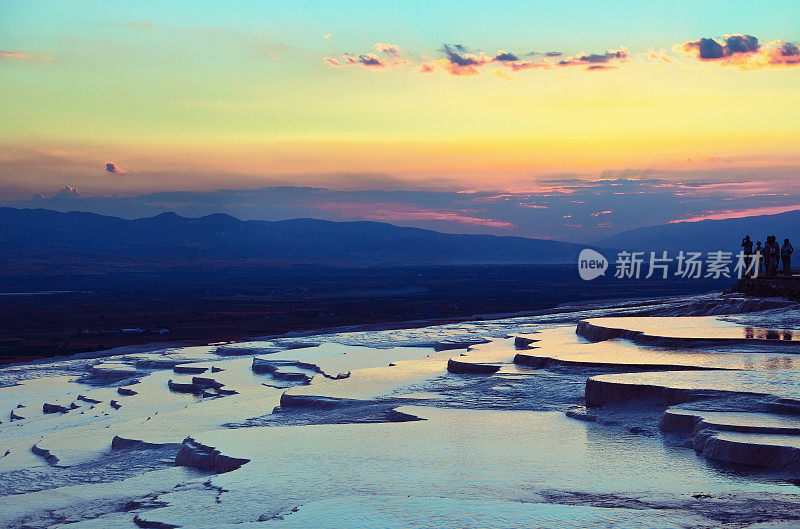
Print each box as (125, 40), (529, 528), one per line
(766, 235), (781, 276)
(764, 236), (772, 276)
(754, 241), (763, 276)
(741, 235), (753, 269)
(782, 238), (793, 275)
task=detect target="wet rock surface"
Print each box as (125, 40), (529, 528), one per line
(3, 292), (800, 528)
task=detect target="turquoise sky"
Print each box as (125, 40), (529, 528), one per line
(5, 0), (800, 55)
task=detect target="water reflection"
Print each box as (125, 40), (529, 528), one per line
(743, 327), (796, 341)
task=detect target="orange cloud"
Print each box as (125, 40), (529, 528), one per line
(648, 47), (672, 62)
(374, 42), (402, 58)
(0, 50), (52, 61)
(508, 60), (552, 71)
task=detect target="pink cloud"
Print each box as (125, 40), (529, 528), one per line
(654, 180), (780, 197)
(325, 42), (633, 77)
(669, 204), (800, 223)
(324, 54), (384, 67)
(471, 194), (517, 202)
(763, 41), (800, 66)
(0, 50), (52, 61)
(437, 44), (491, 76)
(508, 60), (552, 71)
(437, 45), (628, 75)
(313, 202), (515, 229)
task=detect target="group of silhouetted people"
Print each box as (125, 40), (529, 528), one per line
(742, 235), (793, 277)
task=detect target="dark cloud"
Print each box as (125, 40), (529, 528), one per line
(327, 42), (631, 76)
(524, 51), (563, 57)
(677, 34), (799, 69)
(56, 185), (80, 198)
(725, 34), (759, 54)
(437, 44), (629, 75)
(679, 34), (758, 60)
(777, 41), (800, 58)
(765, 41), (800, 66)
(558, 47), (629, 68)
(694, 37), (726, 59)
(493, 51), (519, 62)
(437, 44), (490, 75)
(325, 36), (798, 76)
(358, 54), (384, 67)
(325, 53), (386, 67)
(105, 162), (124, 173)
(441, 44), (484, 67)
(37, 185), (81, 200)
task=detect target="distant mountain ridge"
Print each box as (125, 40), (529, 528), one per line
(0, 207), (588, 268)
(595, 210), (800, 255)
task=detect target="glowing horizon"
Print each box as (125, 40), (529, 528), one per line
(2, 1), (799, 238)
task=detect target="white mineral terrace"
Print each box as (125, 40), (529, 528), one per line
(579, 316), (800, 343)
(2, 293), (800, 528)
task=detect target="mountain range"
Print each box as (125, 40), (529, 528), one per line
(0, 207), (585, 269)
(595, 210), (800, 255)
(3, 207), (796, 282)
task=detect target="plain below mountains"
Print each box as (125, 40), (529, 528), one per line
(0, 208), (588, 271)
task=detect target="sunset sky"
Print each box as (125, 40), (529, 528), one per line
(2, 1), (799, 240)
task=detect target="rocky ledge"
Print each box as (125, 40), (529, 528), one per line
(731, 275), (800, 300)
(174, 436), (250, 473)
